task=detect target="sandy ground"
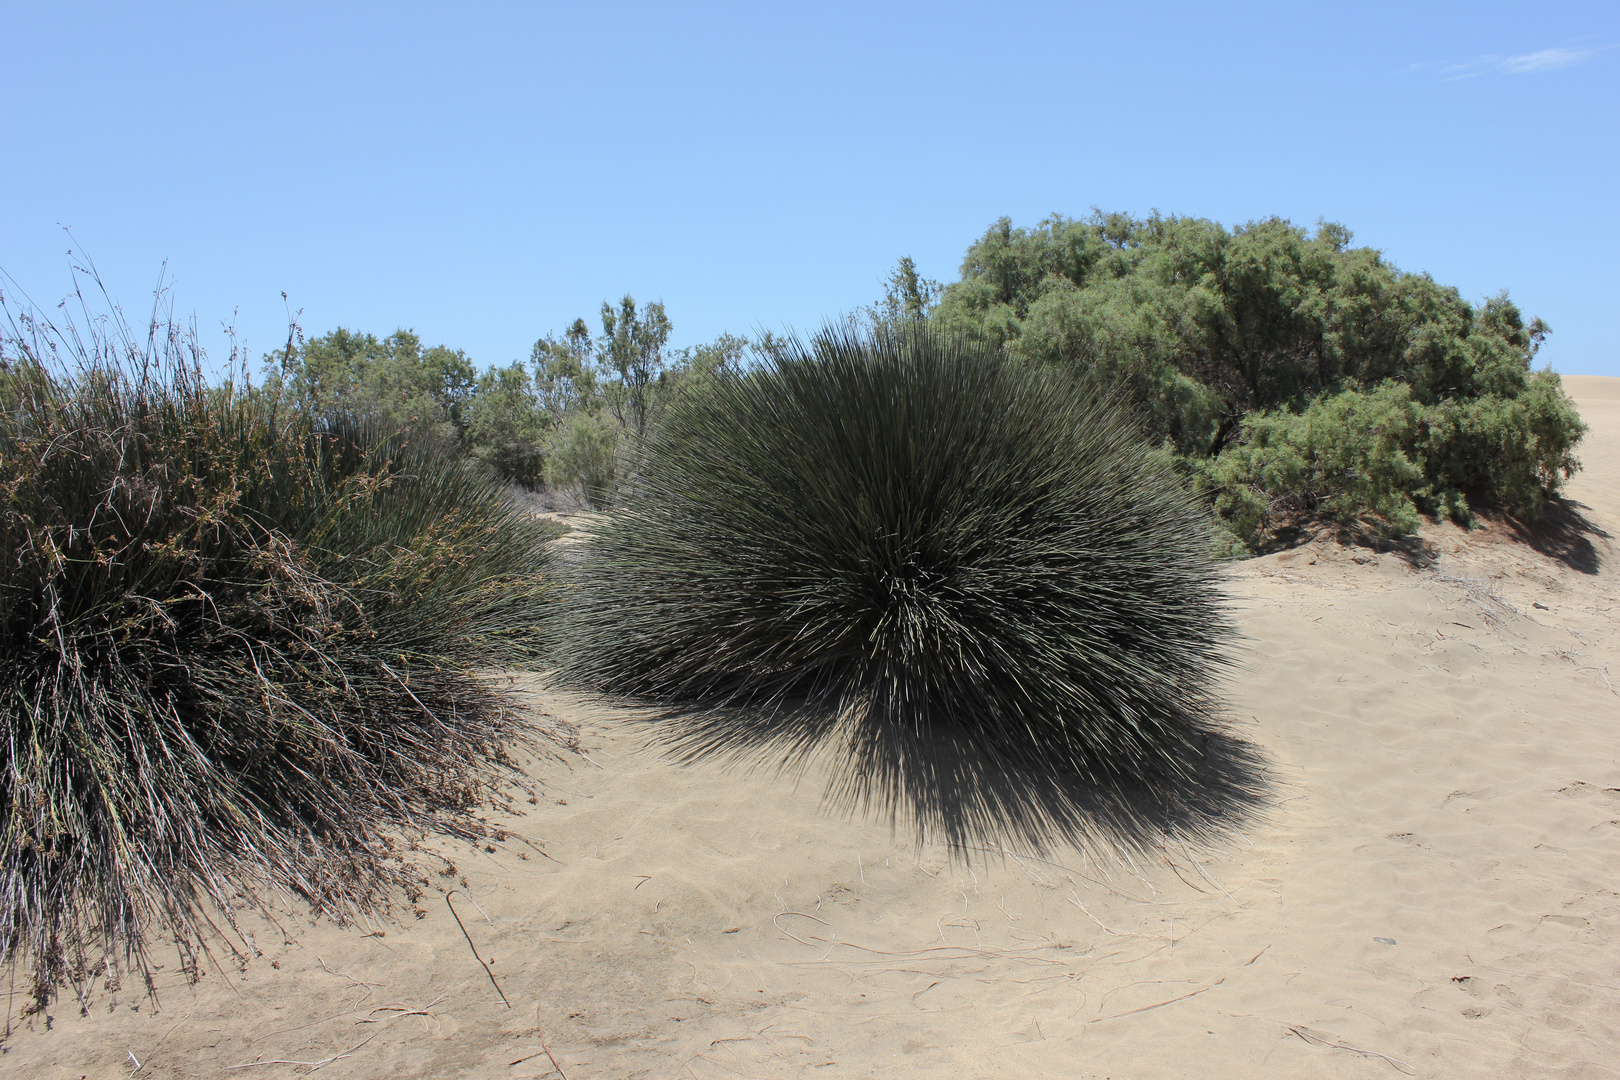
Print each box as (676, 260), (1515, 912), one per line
(7, 377), (1619, 1080)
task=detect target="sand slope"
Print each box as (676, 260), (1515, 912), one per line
(7, 378), (1619, 1079)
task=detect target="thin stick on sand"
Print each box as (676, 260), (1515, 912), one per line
(1576, 666), (1619, 696)
(509, 1006), (569, 1078)
(1287, 1026), (1416, 1074)
(315, 956), (381, 993)
(446, 891), (510, 1008)
(225, 1033), (378, 1071)
(1088, 945), (1270, 1023)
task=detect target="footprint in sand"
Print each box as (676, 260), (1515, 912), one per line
(1539, 913), (1591, 928)
(1556, 781), (1620, 801)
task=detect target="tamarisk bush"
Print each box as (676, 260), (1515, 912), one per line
(0, 296), (558, 999)
(557, 327), (1251, 848)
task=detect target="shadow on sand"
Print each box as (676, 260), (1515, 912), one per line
(1256, 499), (1612, 576)
(1259, 522), (1442, 569)
(635, 700), (1270, 861)
(1494, 499), (1611, 575)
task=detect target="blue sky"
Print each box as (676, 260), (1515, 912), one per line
(3, 2), (1616, 375)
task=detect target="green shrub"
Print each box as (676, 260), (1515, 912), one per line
(0, 305), (558, 998)
(1203, 383), (1427, 544)
(1422, 369), (1586, 520)
(929, 212), (1588, 547)
(556, 327), (1241, 846)
(545, 410), (618, 508)
(467, 361), (550, 487)
(265, 327), (477, 447)
(1204, 374), (1588, 543)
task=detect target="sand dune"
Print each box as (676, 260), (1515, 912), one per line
(8, 377), (1619, 1079)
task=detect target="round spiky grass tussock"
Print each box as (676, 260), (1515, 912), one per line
(1, 301), (560, 1001)
(558, 327), (1255, 850)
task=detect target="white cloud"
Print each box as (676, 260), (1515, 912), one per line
(1499, 47), (1596, 74)
(1437, 60), (1489, 81)
(1429, 45), (1605, 81)
(1406, 44), (1607, 80)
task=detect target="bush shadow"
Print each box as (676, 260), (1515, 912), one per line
(637, 701), (1270, 861)
(1491, 499), (1610, 575)
(1257, 521), (1440, 569)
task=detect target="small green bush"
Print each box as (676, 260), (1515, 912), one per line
(467, 361), (551, 488)
(1203, 374), (1588, 544)
(545, 410), (618, 508)
(1, 304), (558, 997)
(556, 327), (1240, 845)
(1203, 383), (1427, 544)
(1422, 369), (1586, 519)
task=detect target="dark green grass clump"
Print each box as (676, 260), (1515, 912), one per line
(558, 327), (1256, 850)
(1, 304), (558, 1000)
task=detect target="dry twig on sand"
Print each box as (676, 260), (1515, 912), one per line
(509, 1005), (569, 1078)
(1287, 1025), (1416, 1074)
(445, 891), (510, 1008)
(225, 1033), (378, 1072)
(1088, 945), (1270, 1023)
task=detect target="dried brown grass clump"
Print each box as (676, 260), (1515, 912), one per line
(0, 290), (559, 1004)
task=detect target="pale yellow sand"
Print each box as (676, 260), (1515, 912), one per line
(9, 378), (1619, 1079)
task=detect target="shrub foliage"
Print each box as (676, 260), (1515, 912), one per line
(0, 305), (557, 996)
(930, 212), (1589, 541)
(1201, 373), (1586, 544)
(557, 327), (1241, 844)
